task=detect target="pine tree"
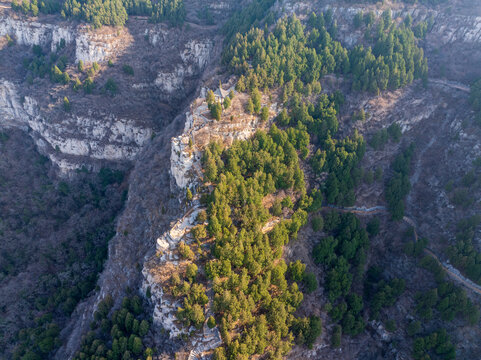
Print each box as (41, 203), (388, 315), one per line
(246, 98), (254, 114)
(223, 96), (231, 109)
(260, 106), (269, 121)
(207, 316), (216, 328)
(63, 96), (71, 111)
(132, 337), (143, 355)
(252, 88), (261, 113)
(139, 320), (149, 337)
(211, 102), (222, 121)
(207, 90), (215, 105)
(186, 188), (193, 201)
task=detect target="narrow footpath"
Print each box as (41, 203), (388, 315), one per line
(323, 205), (481, 296)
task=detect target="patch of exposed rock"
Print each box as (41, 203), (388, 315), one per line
(0, 21), (222, 175)
(0, 13), (131, 63)
(142, 85), (278, 356)
(0, 79), (152, 174)
(154, 39), (214, 95)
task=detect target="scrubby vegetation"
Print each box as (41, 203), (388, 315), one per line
(271, 92), (364, 207)
(291, 316), (322, 349)
(124, 0), (185, 25)
(281, 94), (366, 206)
(404, 236), (428, 258)
(188, 10), (432, 353)
(122, 64), (134, 76)
(224, 11), (427, 207)
(312, 212), (378, 339)
(403, 238), (480, 359)
(385, 144), (415, 220)
(23, 45), (70, 85)
(444, 168), (480, 209)
(364, 266), (405, 319)
(104, 77), (119, 96)
(415, 279), (479, 324)
(418, 254), (479, 324)
(447, 215), (481, 285)
(23, 44), (109, 97)
(412, 328), (455, 360)
(369, 123), (402, 150)
(73, 295), (152, 360)
(3, 137), (126, 360)
(382, 239), (479, 360)
(222, 0), (276, 43)
(9, 2), (475, 358)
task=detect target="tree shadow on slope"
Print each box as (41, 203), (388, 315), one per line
(0, 129), (126, 359)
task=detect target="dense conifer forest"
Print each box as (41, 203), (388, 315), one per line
(11, 0), (185, 27)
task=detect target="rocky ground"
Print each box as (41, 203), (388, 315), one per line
(1, 0), (481, 359)
(286, 77), (481, 359)
(0, 1), (238, 358)
(0, 1), (231, 174)
(140, 82), (279, 359)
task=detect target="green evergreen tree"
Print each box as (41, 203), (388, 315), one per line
(260, 106), (269, 121)
(63, 96), (71, 111)
(252, 88), (261, 113)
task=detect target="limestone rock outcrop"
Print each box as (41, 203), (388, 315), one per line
(0, 15), (129, 63)
(0, 79), (152, 174)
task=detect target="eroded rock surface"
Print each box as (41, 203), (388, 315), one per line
(0, 14), (130, 63)
(142, 85), (277, 356)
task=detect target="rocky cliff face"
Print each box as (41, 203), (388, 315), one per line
(282, 0), (481, 44)
(55, 111), (185, 360)
(17, 3), (239, 357)
(154, 39), (214, 95)
(317, 4), (481, 46)
(141, 85), (278, 357)
(0, 10), (221, 175)
(0, 4), (230, 352)
(0, 79), (152, 174)
(3, 0), (481, 358)
(0, 15), (75, 52)
(0, 14), (130, 64)
(0, 79), (29, 129)
(169, 87), (276, 189)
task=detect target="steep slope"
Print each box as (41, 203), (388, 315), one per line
(280, 0), (481, 82)
(2, 0), (481, 359)
(0, 128), (126, 356)
(142, 83), (277, 358)
(0, 1), (238, 358)
(0, 7), (222, 175)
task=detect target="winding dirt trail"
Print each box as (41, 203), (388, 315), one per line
(323, 205), (481, 296)
(429, 78), (470, 93)
(407, 219), (481, 296)
(424, 248), (481, 296)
